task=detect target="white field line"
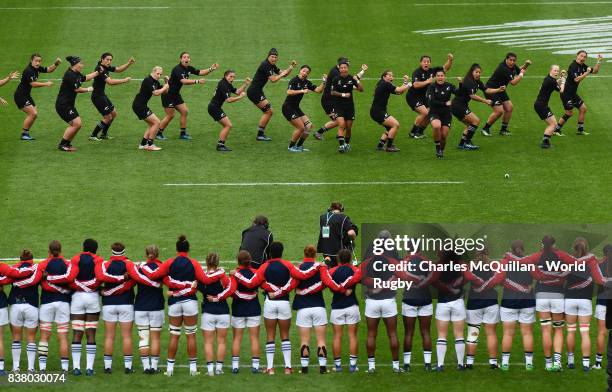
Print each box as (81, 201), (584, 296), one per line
(0, 258), (237, 265)
(415, 2), (612, 5)
(161, 362), (524, 368)
(163, 181), (464, 187)
(0, 6), (171, 10)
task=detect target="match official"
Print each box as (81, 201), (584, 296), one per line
(240, 216), (273, 269)
(316, 202), (357, 267)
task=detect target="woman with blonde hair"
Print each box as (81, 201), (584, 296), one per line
(133, 66), (169, 151)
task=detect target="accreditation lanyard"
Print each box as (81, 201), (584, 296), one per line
(322, 212), (334, 239)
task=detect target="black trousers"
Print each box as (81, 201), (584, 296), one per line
(607, 330), (612, 391)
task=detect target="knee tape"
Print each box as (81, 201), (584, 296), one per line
(300, 345), (310, 358)
(579, 323), (590, 333)
(150, 326), (162, 332)
(317, 346), (327, 358)
(72, 319), (85, 331)
(169, 325), (182, 336)
(540, 319), (552, 326)
(85, 320), (98, 330)
(57, 322), (70, 334)
(40, 322), (53, 332)
(567, 323), (577, 332)
(467, 324), (481, 344)
(260, 103), (271, 113)
(138, 327), (150, 349)
(184, 324), (197, 335)
(553, 320), (565, 329)
(38, 341), (49, 355)
(303, 120), (312, 136)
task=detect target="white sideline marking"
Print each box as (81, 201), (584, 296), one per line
(163, 181), (464, 187)
(416, 2), (612, 5)
(0, 6), (170, 10)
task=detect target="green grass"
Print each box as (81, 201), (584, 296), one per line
(0, 0), (611, 390)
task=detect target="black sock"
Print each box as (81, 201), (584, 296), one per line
(500, 122), (509, 132)
(217, 139), (225, 146)
(483, 122), (492, 131)
(59, 138), (69, 146)
(410, 124), (418, 134)
(157, 128), (164, 136)
(257, 126), (265, 136)
(459, 136), (466, 145)
(22, 128), (29, 134)
(386, 138), (394, 147)
(296, 138), (305, 147)
(345, 136), (351, 144)
(466, 125), (477, 143)
(543, 134), (551, 143)
(317, 126), (327, 134)
(377, 139), (385, 148)
(91, 122), (104, 137)
(147, 139), (154, 146)
(577, 122), (584, 132)
(140, 138), (148, 146)
(337, 136), (345, 146)
(289, 141), (296, 148)
(180, 128), (187, 136)
(101, 121), (111, 136)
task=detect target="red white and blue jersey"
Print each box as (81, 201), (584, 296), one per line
(198, 269), (236, 315)
(40, 256), (77, 304)
(232, 266), (265, 317)
(69, 252), (104, 293)
(361, 253), (401, 300)
(98, 256), (143, 306)
(141, 252), (220, 305)
(527, 249), (574, 294)
(134, 260), (165, 311)
(260, 258), (320, 302)
(433, 261), (465, 304)
(597, 257), (610, 306)
(8, 260), (40, 307)
(401, 254), (438, 307)
(325, 263), (362, 310)
(464, 265), (503, 310)
(500, 252), (535, 309)
(0, 263), (34, 308)
(565, 253), (604, 299)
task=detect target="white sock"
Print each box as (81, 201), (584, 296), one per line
(423, 350), (432, 365)
(582, 356), (590, 368)
(489, 358), (498, 366)
(403, 351), (412, 365)
(232, 356), (239, 370)
(124, 355), (133, 370)
(436, 339), (447, 367)
(265, 342), (275, 369)
(300, 355), (309, 368)
(189, 358), (197, 373)
(334, 357), (341, 367)
(104, 355), (112, 369)
(567, 352), (575, 365)
(368, 356), (375, 371)
(71, 343), (82, 370)
(525, 352), (533, 366)
(86, 344), (96, 370)
(151, 356), (159, 370)
(215, 361), (223, 372)
(281, 340), (291, 368)
(318, 355), (327, 367)
(166, 359), (175, 373)
(38, 342), (49, 371)
(392, 360), (399, 370)
(0, 358), (4, 371)
(349, 355), (358, 367)
(252, 357), (260, 369)
(11, 341), (20, 371)
(455, 339), (465, 365)
(545, 356), (553, 369)
(61, 357), (69, 371)
(207, 361), (214, 375)
(26, 343), (36, 371)
(502, 352), (510, 366)
(141, 355), (151, 370)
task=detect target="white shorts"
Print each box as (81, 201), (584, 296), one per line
(435, 298), (467, 322)
(231, 316), (261, 328)
(500, 307), (536, 324)
(564, 299), (593, 317)
(402, 303), (434, 318)
(135, 310), (165, 328)
(466, 304), (500, 325)
(263, 299), (292, 320)
(102, 305), (134, 323)
(39, 302), (70, 324)
(296, 307), (328, 327)
(71, 291), (101, 315)
(167, 300), (199, 318)
(535, 292), (565, 314)
(365, 298), (398, 319)
(0, 307), (8, 326)
(596, 304), (606, 321)
(201, 313), (230, 331)
(9, 304), (39, 328)
(330, 305), (361, 325)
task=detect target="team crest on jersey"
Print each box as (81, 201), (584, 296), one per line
(414, 17), (612, 61)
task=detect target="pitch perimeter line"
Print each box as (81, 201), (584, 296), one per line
(163, 181), (464, 187)
(416, 1), (612, 5)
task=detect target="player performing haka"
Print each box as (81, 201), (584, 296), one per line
(406, 54), (453, 139)
(452, 64), (503, 150)
(330, 61), (367, 153)
(371, 70), (412, 152)
(247, 48), (296, 142)
(282, 65), (325, 152)
(134, 67), (169, 151)
(0, 70), (19, 108)
(13, 54), (59, 141)
(426, 68), (456, 158)
(555, 51), (603, 136)
(208, 70), (250, 152)
(55, 56), (101, 152)
(314, 57), (349, 140)
(89, 53), (134, 141)
(157, 52), (218, 141)
(481, 53), (530, 136)
(534, 65), (566, 149)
